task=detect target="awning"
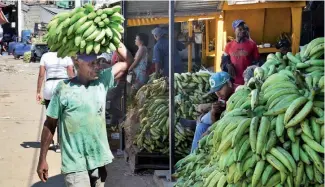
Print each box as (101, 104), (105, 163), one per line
(0, 10), (9, 24)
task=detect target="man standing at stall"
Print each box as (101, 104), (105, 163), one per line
(151, 27), (193, 77)
(222, 20), (259, 85)
(190, 72), (238, 152)
(36, 44), (133, 187)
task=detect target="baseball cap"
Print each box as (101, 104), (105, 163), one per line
(76, 53), (97, 63)
(76, 53), (112, 63)
(232, 19), (245, 30)
(208, 72), (231, 94)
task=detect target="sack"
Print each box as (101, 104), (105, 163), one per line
(121, 108), (140, 150)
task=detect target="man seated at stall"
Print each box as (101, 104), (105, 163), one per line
(189, 72), (238, 152)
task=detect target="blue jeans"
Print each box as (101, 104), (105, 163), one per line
(191, 112), (212, 153)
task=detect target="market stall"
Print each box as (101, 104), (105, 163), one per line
(121, 1), (224, 173)
(208, 1), (306, 72)
(124, 1), (306, 73)
(124, 1), (223, 72)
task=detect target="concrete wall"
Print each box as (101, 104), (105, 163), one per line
(22, 4), (41, 32)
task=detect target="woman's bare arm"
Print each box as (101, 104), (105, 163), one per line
(129, 47), (145, 71)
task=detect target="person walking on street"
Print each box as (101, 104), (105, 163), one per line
(222, 20), (259, 85)
(36, 52), (75, 152)
(36, 43), (132, 187)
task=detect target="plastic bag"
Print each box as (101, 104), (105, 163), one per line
(243, 65), (258, 84)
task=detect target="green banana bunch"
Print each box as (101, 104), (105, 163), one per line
(174, 38), (324, 187)
(46, 4), (124, 58)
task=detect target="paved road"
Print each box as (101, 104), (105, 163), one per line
(0, 56), (156, 187)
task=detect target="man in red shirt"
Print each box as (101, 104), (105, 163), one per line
(223, 20), (259, 85)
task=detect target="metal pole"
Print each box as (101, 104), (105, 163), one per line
(168, 0), (175, 180)
(75, 0), (81, 7)
(121, 0), (127, 151)
(17, 0), (22, 41)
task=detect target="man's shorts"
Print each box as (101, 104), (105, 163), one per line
(64, 166), (107, 187)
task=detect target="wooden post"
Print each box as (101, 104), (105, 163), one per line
(214, 16), (223, 72)
(205, 20), (210, 56)
(188, 21), (193, 72)
(223, 31), (227, 50)
(202, 31), (207, 65)
(291, 7), (302, 54)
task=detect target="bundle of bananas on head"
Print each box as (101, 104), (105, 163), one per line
(174, 38), (324, 187)
(134, 72), (218, 157)
(45, 3), (124, 58)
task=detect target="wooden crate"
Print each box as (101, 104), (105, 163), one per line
(124, 145), (182, 173)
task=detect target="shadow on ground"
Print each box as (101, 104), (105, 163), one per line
(20, 141), (41, 148)
(31, 174), (65, 187)
(30, 158), (156, 187)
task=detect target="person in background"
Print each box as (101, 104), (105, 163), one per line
(222, 20), (259, 85)
(36, 44), (133, 187)
(244, 25), (254, 43)
(128, 33), (149, 90)
(36, 52), (75, 152)
(190, 72), (238, 152)
(152, 27), (193, 77)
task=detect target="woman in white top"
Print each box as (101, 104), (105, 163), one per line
(36, 52), (74, 151)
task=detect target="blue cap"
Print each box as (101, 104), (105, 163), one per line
(208, 72), (231, 94)
(77, 53), (97, 63)
(232, 19), (245, 30)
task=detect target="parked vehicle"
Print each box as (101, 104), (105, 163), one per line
(30, 44), (48, 62)
(13, 43), (32, 59)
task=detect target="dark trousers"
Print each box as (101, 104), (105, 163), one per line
(44, 99), (59, 145)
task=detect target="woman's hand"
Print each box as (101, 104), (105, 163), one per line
(36, 93), (42, 103)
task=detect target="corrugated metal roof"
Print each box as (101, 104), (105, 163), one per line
(176, 1), (222, 15)
(126, 1), (168, 18)
(126, 1), (223, 19)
